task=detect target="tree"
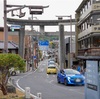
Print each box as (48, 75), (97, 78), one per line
(0, 53), (25, 95)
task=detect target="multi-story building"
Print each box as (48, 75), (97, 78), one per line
(75, 0), (100, 68)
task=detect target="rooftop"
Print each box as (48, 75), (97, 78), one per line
(0, 41), (18, 49)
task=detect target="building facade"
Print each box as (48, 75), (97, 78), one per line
(75, 0), (100, 67)
(65, 36), (76, 68)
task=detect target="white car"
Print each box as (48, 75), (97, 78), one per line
(48, 60), (55, 65)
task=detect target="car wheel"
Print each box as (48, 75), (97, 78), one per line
(64, 79), (68, 86)
(57, 77), (60, 83)
(11, 71), (16, 76)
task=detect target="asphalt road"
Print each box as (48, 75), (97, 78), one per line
(12, 59), (85, 99)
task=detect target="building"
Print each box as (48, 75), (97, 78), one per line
(0, 27), (35, 72)
(75, 0), (100, 68)
(65, 36), (76, 68)
(0, 27), (19, 53)
(0, 41), (18, 53)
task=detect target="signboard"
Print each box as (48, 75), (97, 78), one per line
(38, 40), (49, 51)
(33, 56), (37, 59)
(85, 60), (99, 99)
(10, 25), (21, 31)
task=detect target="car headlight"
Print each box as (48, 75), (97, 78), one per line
(68, 77), (70, 81)
(82, 76), (85, 80)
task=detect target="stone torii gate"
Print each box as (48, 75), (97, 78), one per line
(7, 18), (76, 60)
(8, 18), (76, 69)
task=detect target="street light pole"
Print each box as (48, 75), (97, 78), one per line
(4, 0), (8, 53)
(69, 15), (72, 68)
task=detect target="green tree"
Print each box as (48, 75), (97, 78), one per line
(0, 53), (25, 95)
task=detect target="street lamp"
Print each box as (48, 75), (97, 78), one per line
(56, 15), (72, 68)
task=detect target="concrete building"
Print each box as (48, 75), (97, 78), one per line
(65, 36), (76, 68)
(75, 0), (100, 68)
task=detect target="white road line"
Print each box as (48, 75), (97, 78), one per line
(16, 72), (38, 98)
(46, 74), (49, 78)
(68, 88), (84, 95)
(49, 80), (54, 83)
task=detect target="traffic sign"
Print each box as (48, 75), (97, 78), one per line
(10, 25), (21, 29)
(38, 40), (49, 46)
(10, 25), (21, 31)
(33, 56), (37, 59)
(38, 40), (49, 50)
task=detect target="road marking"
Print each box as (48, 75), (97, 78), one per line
(53, 75), (56, 77)
(16, 72), (38, 98)
(46, 74), (49, 78)
(49, 80), (54, 83)
(68, 88), (84, 95)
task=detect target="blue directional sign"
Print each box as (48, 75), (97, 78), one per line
(39, 40), (49, 46)
(38, 40), (49, 50)
(33, 56), (37, 59)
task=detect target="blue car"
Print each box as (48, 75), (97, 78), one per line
(57, 69), (85, 86)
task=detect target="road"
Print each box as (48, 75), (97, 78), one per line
(12, 59), (85, 99)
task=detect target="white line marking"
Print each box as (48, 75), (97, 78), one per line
(16, 72), (38, 98)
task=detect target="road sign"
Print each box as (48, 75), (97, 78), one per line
(10, 25), (21, 29)
(33, 56), (37, 59)
(38, 40), (49, 46)
(10, 25), (21, 31)
(38, 40), (49, 50)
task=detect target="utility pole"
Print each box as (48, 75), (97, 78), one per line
(4, 0), (8, 53)
(28, 15), (35, 70)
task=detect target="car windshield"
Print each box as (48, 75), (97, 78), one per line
(48, 66), (56, 69)
(48, 61), (55, 63)
(64, 69), (80, 75)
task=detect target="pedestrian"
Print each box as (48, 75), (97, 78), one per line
(77, 64), (81, 72)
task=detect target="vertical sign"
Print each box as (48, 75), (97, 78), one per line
(85, 60), (99, 99)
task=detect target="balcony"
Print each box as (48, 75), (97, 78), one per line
(79, 3), (100, 23)
(78, 47), (100, 56)
(78, 25), (100, 39)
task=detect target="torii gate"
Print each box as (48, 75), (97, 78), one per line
(8, 18), (76, 69)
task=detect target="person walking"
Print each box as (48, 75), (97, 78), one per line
(77, 64), (81, 72)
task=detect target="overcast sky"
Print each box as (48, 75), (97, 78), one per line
(0, 0), (83, 31)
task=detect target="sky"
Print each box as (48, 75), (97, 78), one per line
(0, 0), (83, 31)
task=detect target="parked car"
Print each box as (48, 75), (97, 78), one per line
(57, 69), (85, 86)
(46, 64), (57, 74)
(9, 67), (20, 76)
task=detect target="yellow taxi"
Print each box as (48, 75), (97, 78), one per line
(46, 64), (57, 74)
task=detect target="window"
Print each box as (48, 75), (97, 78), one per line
(88, 38), (91, 48)
(93, 37), (100, 47)
(87, 2), (88, 9)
